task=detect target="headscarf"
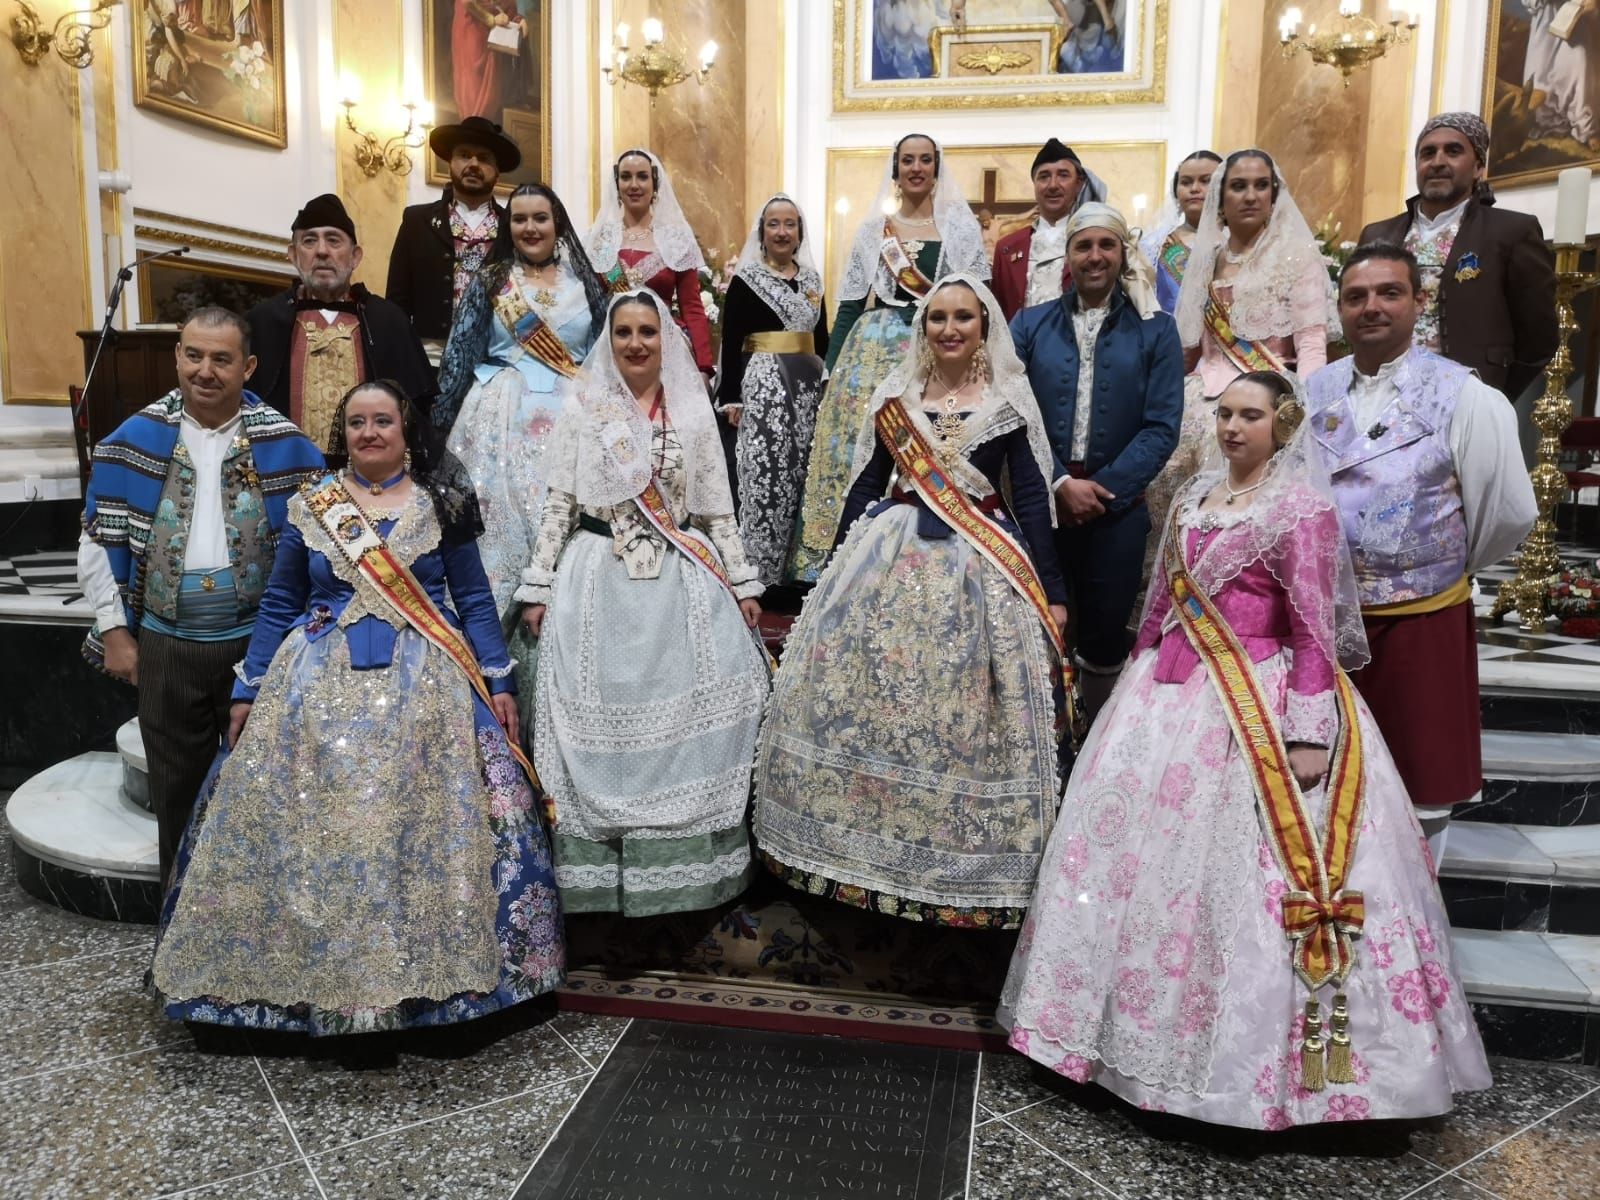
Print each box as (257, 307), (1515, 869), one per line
(838, 134), (989, 306)
(584, 149), (708, 276)
(1418, 112), (1490, 163)
(541, 290), (730, 516)
(848, 273), (1057, 525)
(1137, 370), (1370, 673)
(1064, 202), (1161, 318)
(1174, 150), (1338, 348)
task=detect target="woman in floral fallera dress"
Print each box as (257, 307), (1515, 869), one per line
(1000, 372), (1491, 1128)
(152, 382), (564, 1036)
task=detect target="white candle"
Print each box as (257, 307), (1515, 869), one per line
(1555, 166), (1591, 246)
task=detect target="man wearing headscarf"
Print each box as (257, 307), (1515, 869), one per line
(1011, 202), (1182, 722)
(1360, 112), (1557, 400)
(246, 194), (437, 449)
(991, 138), (1109, 321)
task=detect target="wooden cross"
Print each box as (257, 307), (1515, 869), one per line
(975, 167), (1039, 238)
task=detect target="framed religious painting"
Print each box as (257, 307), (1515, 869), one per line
(822, 140), (1166, 296)
(1482, 0), (1600, 187)
(423, 0), (553, 189)
(833, 0), (1167, 112)
(136, 257), (293, 326)
(132, 0), (287, 148)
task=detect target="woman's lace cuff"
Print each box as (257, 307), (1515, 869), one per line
(513, 582), (552, 608)
(1283, 688), (1336, 748)
(233, 661), (266, 688)
(481, 659), (517, 679)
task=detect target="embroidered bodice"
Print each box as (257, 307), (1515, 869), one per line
(1133, 496), (1337, 746)
(519, 414), (762, 606)
(233, 487), (514, 701)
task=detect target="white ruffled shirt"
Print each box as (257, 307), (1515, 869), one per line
(1026, 214), (1071, 308)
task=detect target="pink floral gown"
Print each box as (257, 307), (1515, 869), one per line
(999, 491), (1491, 1128)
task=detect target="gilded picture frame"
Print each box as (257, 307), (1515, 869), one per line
(136, 257), (294, 326)
(833, 0), (1167, 113)
(822, 140), (1167, 296)
(423, 0), (554, 189)
(1481, 0), (1600, 188)
(132, 0), (288, 149)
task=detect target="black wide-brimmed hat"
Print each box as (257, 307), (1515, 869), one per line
(428, 115), (522, 173)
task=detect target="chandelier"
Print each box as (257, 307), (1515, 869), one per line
(1279, 1), (1419, 87)
(601, 18), (717, 102)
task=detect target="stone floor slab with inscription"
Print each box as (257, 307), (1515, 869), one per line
(515, 1019), (977, 1200)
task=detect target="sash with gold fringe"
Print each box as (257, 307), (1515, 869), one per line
(1164, 513), (1366, 1091)
(876, 397), (1066, 664)
(303, 478), (549, 821)
(879, 223), (936, 299)
(1203, 288), (1288, 377)
(632, 480), (775, 672)
(493, 274), (581, 380)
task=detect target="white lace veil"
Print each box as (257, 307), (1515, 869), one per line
(848, 273), (1057, 525)
(734, 193), (819, 277)
(584, 148), (709, 276)
(543, 289), (732, 515)
(1174, 150), (1338, 349)
(838, 134), (990, 305)
(1138, 370), (1370, 672)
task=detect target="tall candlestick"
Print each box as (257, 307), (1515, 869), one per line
(1555, 166), (1591, 247)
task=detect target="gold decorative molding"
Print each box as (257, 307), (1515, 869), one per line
(135, 226), (290, 263)
(833, 0), (1168, 112)
(928, 22), (1064, 77)
(132, 208), (285, 247)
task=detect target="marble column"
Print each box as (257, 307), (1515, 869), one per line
(334, 0), (408, 293)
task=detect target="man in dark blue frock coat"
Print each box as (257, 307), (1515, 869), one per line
(1010, 203), (1183, 722)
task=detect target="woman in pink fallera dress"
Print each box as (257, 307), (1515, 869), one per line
(1000, 371), (1491, 1130)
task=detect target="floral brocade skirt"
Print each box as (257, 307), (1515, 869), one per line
(754, 504), (1061, 929)
(533, 530), (771, 917)
(789, 307), (914, 581)
(999, 649), (1492, 1128)
(151, 628), (564, 1036)
(737, 350), (825, 588)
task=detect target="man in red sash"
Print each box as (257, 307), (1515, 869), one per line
(1012, 203), (1183, 722)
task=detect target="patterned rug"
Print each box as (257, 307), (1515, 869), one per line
(555, 874), (1014, 1050)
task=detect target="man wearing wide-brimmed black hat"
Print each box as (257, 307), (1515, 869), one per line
(386, 115), (522, 361)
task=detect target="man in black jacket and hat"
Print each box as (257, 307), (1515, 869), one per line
(386, 115), (521, 363)
(246, 193), (436, 449)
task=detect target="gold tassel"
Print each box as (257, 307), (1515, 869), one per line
(1300, 998), (1326, 1093)
(1326, 992), (1355, 1084)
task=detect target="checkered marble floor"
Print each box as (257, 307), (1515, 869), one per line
(1474, 536), (1600, 667)
(0, 550), (79, 599)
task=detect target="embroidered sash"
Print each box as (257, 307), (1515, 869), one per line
(632, 480), (776, 671)
(493, 271), (581, 379)
(878, 222), (935, 299)
(1164, 512), (1367, 1086)
(1159, 234), (1190, 288)
(603, 250), (668, 294)
(876, 397), (1065, 663)
(303, 478), (546, 814)
(1203, 289), (1287, 377)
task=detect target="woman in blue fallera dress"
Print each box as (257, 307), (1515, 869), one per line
(151, 381), (564, 1036)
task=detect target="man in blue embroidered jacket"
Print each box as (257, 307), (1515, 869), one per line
(1011, 203), (1183, 721)
(76, 307), (324, 887)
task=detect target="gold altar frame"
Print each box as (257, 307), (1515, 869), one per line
(833, 0), (1168, 113)
(132, 0), (288, 148)
(927, 23), (1067, 78)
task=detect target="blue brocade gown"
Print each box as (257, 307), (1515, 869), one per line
(150, 484), (565, 1035)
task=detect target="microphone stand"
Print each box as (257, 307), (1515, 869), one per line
(75, 246), (191, 491)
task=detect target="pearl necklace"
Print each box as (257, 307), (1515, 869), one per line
(1223, 477), (1264, 504)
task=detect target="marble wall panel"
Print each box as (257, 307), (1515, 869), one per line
(0, 50), (94, 403)
(335, 0), (407, 293)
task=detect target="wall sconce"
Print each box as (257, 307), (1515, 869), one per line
(339, 76), (433, 178)
(11, 0), (119, 68)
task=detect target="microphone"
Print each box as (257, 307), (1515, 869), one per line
(119, 244), (192, 277)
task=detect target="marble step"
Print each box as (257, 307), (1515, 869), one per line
(1438, 821), (1600, 937)
(116, 719), (151, 813)
(1453, 928), (1600, 1064)
(1467, 731), (1600, 827)
(4, 751), (159, 922)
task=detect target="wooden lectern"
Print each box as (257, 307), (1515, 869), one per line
(73, 328), (180, 491)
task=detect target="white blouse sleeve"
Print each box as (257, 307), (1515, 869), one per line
(1451, 375), (1538, 574)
